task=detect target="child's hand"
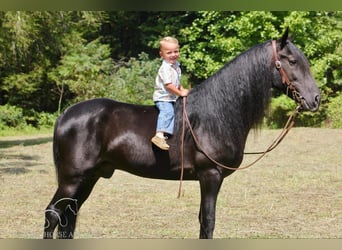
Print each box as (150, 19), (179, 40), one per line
(180, 89), (189, 97)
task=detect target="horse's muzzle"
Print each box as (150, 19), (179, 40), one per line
(302, 94), (321, 112)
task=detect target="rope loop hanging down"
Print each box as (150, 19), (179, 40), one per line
(177, 96), (300, 198)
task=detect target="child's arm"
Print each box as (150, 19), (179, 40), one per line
(165, 83), (189, 97)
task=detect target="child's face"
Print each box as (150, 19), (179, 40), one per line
(159, 41), (180, 64)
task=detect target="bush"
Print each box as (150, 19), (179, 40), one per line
(266, 94), (327, 128)
(23, 109), (57, 128)
(0, 104), (26, 128)
(0, 104), (57, 131)
(37, 112), (57, 128)
(107, 52), (160, 105)
(326, 93), (342, 128)
(266, 95), (297, 129)
(106, 52), (191, 105)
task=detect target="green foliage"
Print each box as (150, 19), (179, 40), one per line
(49, 36), (114, 103)
(179, 11), (280, 81)
(0, 11), (341, 130)
(281, 12), (342, 128)
(326, 93), (342, 128)
(266, 95), (297, 129)
(108, 53), (190, 105)
(106, 52), (160, 105)
(267, 94), (327, 128)
(283, 11), (342, 94)
(0, 104), (57, 131)
(266, 94), (323, 128)
(1, 66), (59, 112)
(179, 11), (341, 127)
(36, 112), (57, 128)
(23, 109), (57, 128)
(102, 12), (191, 59)
(50, 49), (163, 106)
(0, 104), (25, 128)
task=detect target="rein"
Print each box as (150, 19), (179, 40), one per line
(177, 40), (302, 198)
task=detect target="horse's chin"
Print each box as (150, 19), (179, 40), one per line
(301, 99), (320, 112)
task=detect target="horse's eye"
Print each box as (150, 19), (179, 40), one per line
(289, 59), (297, 66)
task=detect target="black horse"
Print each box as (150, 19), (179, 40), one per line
(44, 30), (320, 239)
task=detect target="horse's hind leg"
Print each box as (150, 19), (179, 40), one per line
(57, 176), (99, 239)
(44, 186), (74, 239)
(44, 175), (99, 239)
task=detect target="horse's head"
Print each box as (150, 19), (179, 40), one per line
(272, 29), (320, 112)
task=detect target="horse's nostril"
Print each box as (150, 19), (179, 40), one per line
(310, 94), (321, 111)
(314, 95), (321, 108)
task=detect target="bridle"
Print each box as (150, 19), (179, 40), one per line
(271, 40), (304, 108)
(177, 40), (302, 198)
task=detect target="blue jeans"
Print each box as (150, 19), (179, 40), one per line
(155, 101), (175, 135)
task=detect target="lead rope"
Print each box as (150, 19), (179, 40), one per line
(244, 106), (301, 155)
(177, 98), (186, 198)
(177, 96), (300, 198)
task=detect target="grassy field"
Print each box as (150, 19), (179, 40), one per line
(0, 128), (341, 239)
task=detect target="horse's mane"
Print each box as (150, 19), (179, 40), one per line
(175, 41), (274, 142)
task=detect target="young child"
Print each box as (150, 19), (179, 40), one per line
(151, 36), (189, 150)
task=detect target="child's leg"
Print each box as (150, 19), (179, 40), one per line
(155, 101), (174, 135)
(152, 102), (175, 150)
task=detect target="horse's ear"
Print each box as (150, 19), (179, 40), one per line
(280, 27), (289, 49)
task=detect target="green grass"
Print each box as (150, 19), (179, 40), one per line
(0, 128), (341, 238)
(0, 126), (53, 137)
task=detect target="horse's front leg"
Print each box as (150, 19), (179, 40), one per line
(197, 167), (223, 239)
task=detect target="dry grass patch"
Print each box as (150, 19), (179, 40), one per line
(0, 128), (341, 238)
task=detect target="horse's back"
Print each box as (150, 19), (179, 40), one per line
(53, 98), (159, 177)
(56, 98), (158, 135)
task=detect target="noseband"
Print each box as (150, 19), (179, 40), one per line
(271, 40), (304, 109)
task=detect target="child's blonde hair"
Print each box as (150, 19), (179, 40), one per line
(159, 36), (179, 50)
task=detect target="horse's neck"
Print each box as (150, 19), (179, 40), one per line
(188, 44), (272, 133)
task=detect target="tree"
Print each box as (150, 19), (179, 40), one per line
(282, 11), (342, 126)
(0, 11), (340, 128)
(177, 11), (341, 127)
(178, 11), (281, 82)
(48, 35), (114, 113)
(0, 11), (107, 112)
